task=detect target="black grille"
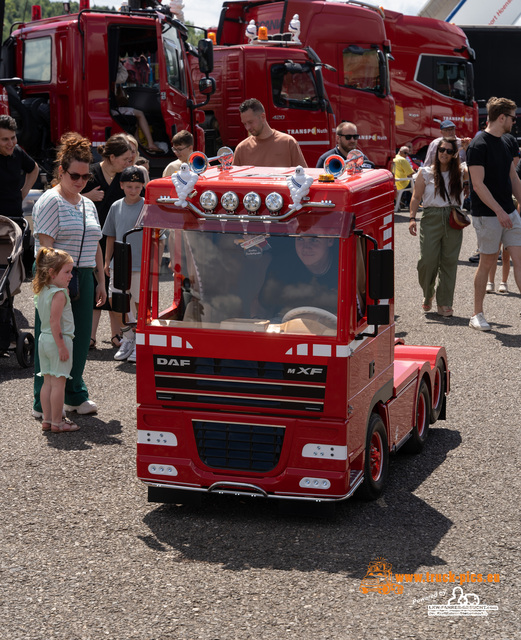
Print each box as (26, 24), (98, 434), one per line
(193, 421), (285, 472)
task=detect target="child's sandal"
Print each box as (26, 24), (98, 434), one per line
(42, 421), (51, 432)
(51, 418), (80, 433)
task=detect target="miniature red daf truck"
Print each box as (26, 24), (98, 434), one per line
(189, 43), (336, 167)
(0, 0), (215, 177)
(114, 151), (448, 504)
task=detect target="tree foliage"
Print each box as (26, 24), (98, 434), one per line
(2, 1), (111, 42)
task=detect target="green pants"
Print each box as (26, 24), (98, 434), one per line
(33, 267), (94, 412)
(417, 206), (463, 308)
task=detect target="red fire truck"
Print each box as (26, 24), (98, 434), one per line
(0, 0), (215, 177)
(113, 152), (449, 505)
(216, 0), (395, 168)
(189, 43), (336, 167)
(383, 9), (477, 156)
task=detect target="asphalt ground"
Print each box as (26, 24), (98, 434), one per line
(0, 212), (519, 640)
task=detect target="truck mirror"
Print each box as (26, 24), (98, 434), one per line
(366, 304), (390, 327)
(113, 241), (132, 291)
(198, 38), (214, 75)
(368, 249), (394, 300)
(199, 76), (216, 96)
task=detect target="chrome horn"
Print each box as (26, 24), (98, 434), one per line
(323, 153), (346, 178)
(189, 146), (234, 174)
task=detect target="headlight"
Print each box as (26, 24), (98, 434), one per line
(199, 190), (218, 211)
(265, 192), (284, 213)
(243, 191), (262, 212)
(221, 191), (240, 211)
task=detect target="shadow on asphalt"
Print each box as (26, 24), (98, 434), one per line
(42, 418), (124, 451)
(140, 427), (461, 577)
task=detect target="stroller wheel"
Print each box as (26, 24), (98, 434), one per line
(16, 332), (35, 368)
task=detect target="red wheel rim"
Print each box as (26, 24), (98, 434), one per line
(432, 367), (441, 408)
(417, 390), (427, 437)
(370, 432), (383, 481)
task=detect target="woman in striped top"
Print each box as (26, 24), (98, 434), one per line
(32, 132), (107, 418)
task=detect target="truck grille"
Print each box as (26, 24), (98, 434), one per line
(154, 357), (327, 413)
(193, 420), (285, 472)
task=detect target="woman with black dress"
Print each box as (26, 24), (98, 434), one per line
(83, 135), (134, 348)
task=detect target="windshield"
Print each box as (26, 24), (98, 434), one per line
(148, 231), (339, 336)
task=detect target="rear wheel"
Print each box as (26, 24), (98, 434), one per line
(358, 413), (389, 501)
(16, 332), (34, 368)
(430, 360), (446, 423)
(403, 380), (430, 454)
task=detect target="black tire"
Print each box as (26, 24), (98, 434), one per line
(16, 332), (34, 368)
(357, 413), (389, 501)
(430, 360), (446, 423)
(402, 380), (430, 454)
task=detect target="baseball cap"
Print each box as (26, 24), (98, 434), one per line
(440, 120), (456, 130)
(120, 166), (146, 183)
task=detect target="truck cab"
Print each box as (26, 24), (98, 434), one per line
(115, 152), (449, 505)
(189, 43), (336, 166)
(0, 1), (214, 177)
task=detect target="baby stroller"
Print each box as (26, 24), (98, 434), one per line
(0, 215), (35, 367)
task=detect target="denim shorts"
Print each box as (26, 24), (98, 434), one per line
(472, 210), (521, 255)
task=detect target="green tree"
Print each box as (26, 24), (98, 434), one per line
(3, 1), (111, 42)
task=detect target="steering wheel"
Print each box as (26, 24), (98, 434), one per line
(281, 306), (338, 328)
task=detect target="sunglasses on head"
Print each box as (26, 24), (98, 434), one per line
(66, 170), (92, 181)
(438, 147), (455, 155)
(339, 133), (360, 140)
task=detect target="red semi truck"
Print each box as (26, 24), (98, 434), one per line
(113, 152), (449, 505)
(189, 42), (336, 167)
(0, 0), (215, 177)
(216, 0), (478, 161)
(217, 0), (396, 168)
(383, 9), (477, 156)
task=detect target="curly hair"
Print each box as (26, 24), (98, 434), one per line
(433, 138), (463, 204)
(55, 132), (93, 179)
(33, 247), (73, 294)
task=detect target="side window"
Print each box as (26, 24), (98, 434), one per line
(23, 38), (52, 83)
(356, 237), (367, 324)
(271, 63), (319, 110)
(417, 55), (469, 102)
(162, 25), (186, 94)
(343, 48), (381, 92)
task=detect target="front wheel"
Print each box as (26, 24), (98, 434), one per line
(357, 413), (389, 501)
(403, 380), (430, 454)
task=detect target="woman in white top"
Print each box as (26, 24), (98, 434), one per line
(409, 138), (468, 317)
(32, 132), (107, 418)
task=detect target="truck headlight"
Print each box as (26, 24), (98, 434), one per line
(265, 192), (284, 213)
(243, 191), (261, 212)
(199, 190), (218, 211)
(221, 191), (239, 211)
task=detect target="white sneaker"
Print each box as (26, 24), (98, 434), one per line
(498, 282), (508, 293)
(127, 344), (136, 363)
(114, 332), (136, 361)
(486, 282), (494, 293)
(64, 399), (98, 414)
(469, 312), (491, 331)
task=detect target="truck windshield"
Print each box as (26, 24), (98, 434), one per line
(148, 231), (339, 336)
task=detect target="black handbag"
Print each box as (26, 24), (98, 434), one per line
(68, 201), (86, 301)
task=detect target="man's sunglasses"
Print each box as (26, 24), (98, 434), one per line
(66, 170), (92, 181)
(504, 114), (517, 123)
(438, 147), (455, 155)
(339, 133), (360, 140)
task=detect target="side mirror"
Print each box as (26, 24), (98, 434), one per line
(368, 249), (394, 300)
(199, 76), (216, 96)
(198, 38), (214, 75)
(113, 241), (132, 291)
